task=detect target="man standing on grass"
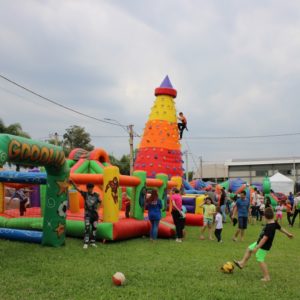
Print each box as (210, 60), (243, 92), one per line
(232, 191), (250, 242)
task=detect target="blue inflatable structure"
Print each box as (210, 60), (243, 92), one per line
(0, 171), (47, 184)
(0, 228), (42, 243)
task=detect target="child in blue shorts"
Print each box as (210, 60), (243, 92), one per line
(234, 207), (293, 281)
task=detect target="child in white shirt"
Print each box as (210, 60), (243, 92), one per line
(214, 206), (223, 243)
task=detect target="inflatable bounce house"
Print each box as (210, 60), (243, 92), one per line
(0, 76), (203, 247)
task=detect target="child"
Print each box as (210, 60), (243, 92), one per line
(250, 188), (258, 225)
(275, 201), (284, 224)
(177, 112), (187, 140)
(199, 197), (216, 240)
(265, 196), (272, 209)
(9, 188), (30, 216)
(230, 195), (238, 226)
(234, 207), (293, 281)
(259, 197), (265, 223)
(71, 181), (101, 249)
(285, 200), (293, 226)
(214, 206), (223, 242)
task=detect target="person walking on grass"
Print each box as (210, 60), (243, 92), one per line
(251, 188), (258, 225)
(265, 196), (272, 209)
(220, 188), (227, 223)
(147, 190), (162, 241)
(291, 192), (300, 227)
(171, 188), (184, 243)
(232, 191), (250, 242)
(71, 181), (101, 249)
(230, 195), (238, 226)
(199, 197), (216, 240)
(214, 206), (223, 243)
(275, 201), (284, 225)
(286, 199), (293, 226)
(288, 191), (294, 209)
(259, 199), (265, 224)
(234, 207), (293, 282)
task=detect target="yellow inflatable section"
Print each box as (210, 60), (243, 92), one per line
(148, 95), (177, 123)
(195, 195), (206, 215)
(103, 166), (120, 223)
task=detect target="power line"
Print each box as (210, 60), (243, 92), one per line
(2, 74), (298, 141)
(0, 74), (130, 130)
(185, 132), (300, 140)
(183, 139), (199, 172)
(38, 135), (129, 140)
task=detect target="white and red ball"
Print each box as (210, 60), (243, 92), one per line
(112, 272), (126, 286)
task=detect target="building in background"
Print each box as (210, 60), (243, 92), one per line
(225, 157), (300, 184)
(194, 157), (300, 189)
(194, 163), (228, 183)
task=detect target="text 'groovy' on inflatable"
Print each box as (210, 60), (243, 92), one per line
(0, 134), (69, 247)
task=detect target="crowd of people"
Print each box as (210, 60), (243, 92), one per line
(9, 184), (299, 245)
(7, 182), (296, 281)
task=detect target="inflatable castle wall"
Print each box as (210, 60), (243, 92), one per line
(134, 76), (183, 178)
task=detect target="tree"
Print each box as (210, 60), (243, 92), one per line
(118, 155), (130, 175)
(109, 154), (130, 175)
(62, 125), (94, 155)
(0, 118), (30, 138)
(46, 133), (63, 147)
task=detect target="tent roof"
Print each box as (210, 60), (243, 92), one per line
(269, 172), (293, 182)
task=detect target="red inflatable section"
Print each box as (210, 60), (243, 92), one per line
(113, 218), (149, 240)
(186, 213), (203, 226)
(134, 147), (183, 178)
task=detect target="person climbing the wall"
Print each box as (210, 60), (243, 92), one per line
(177, 112), (187, 140)
(71, 180), (101, 249)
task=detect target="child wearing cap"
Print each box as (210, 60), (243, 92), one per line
(71, 181), (101, 249)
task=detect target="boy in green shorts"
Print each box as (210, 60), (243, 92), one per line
(234, 207), (293, 281)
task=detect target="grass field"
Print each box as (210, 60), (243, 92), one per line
(0, 219), (299, 300)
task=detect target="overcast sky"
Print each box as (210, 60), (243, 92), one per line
(1, 0), (300, 172)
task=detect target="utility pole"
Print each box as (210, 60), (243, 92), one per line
(293, 158), (296, 193)
(128, 124), (134, 176)
(54, 132), (59, 146)
(184, 151), (189, 181)
(199, 156), (203, 180)
(104, 118), (135, 176)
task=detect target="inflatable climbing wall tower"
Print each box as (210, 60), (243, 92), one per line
(134, 76), (183, 178)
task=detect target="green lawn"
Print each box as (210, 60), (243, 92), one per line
(0, 220), (299, 300)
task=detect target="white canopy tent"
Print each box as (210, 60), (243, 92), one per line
(269, 172), (294, 195)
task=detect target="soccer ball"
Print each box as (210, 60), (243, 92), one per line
(221, 262), (234, 274)
(112, 272), (126, 286)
